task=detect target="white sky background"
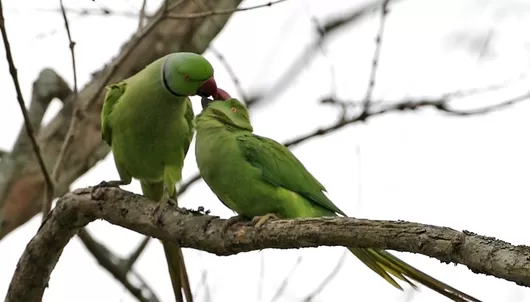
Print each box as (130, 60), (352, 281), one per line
(1, 0), (530, 301)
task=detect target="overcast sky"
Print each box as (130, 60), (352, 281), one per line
(1, 0), (530, 301)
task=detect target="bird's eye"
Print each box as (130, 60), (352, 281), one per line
(183, 74), (190, 80)
(230, 107), (238, 113)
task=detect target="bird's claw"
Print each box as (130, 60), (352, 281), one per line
(221, 215), (247, 239)
(152, 195), (171, 226)
(93, 180), (127, 190)
(190, 206), (210, 215)
(251, 213), (279, 230)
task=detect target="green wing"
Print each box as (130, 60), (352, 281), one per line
(237, 134), (346, 216)
(101, 82), (127, 146)
(182, 98), (195, 157)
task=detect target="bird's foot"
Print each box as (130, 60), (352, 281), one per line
(251, 213), (280, 230)
(189, 206), (210, 215)
(93, 180), (128, 190)
(153, 195), (171, 226)
(220, 215), (247, 239)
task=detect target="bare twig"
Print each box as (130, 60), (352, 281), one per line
(138, 0), (148, 30)
(41, 0), (80, 221)
(34, 7), (141, 19)
(167, 0), (288, 19)
(270, 254), (303, 302)
(121, 236), (151, 272)
(0, 0), (54, 211)
(287, 92), (530, 146)
(83, 0), (184, 112)
(302, 250), (348, 302)
(361, 0), (390, 113)
(178, 91), (529, 202)
(178, 173), (202, 197)
(200, 269), (212, 302)
(245, 0), (400, 106)
(77, 229), (159, 302)
(209, 47), (248, 102)
(258, 251), (265, 301)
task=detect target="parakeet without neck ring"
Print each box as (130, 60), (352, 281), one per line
(100, 52), (229, 302)
(194, 97), (482, 302)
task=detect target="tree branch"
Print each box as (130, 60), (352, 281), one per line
(167, 0), (288, 19)
(0, 0), (54, 223)
(6, 186), (530, 302)
(302, 250), (348, 302)
(361, 0), (390, 113)
(177, 91), (530, 201)
(245, 0), (402, 106)
(76, 229), (159, 302)
(0, 0), (245, 239)
(41, 0), (80, 220)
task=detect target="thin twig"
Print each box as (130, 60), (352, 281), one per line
(167, 0), (288, 19)
(41, 0), (80, 221)
(34, 7), (141, 19)
(177, 173), (201, 197)
(77, 229), (160, 302)
(258, 251), (265, 301)
(121, 236), (151, 272)
(0, 0), (54, 203)
(209, 47), (248, 102)
(177, 91), (530, 202)
(245, 0), (399, 106)
(270, 254), (303, 302)
(138, 0), (148, 30)
(83, 0), (184, 112)
(361, 0), (390, 113)
(41, 0), (183, 218)
(288, 93), (530, 146)
(201, 269), (212, 302)
(302, 250), (348, 302)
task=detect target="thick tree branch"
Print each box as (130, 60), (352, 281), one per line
(5, 186), (530, 302)
(0, 68), (71, 231)
(0, 0), (244, 239)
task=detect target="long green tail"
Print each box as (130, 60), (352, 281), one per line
(141, 181), (193, 302)
(349, 248), (481, 302)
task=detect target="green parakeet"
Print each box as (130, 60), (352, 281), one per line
(99, 52), (229, 302)
(194, 97), (481, 302)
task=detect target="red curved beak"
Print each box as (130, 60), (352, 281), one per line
(197, 77), (232, 100)
(215, 88), (231, 100)
(197, 77), (218, 98)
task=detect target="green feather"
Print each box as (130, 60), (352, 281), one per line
(195, 98), (481, 302)
(102, 52), (216, 302)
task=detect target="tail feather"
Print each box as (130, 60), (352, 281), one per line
(142, 181), (193, 302)
(349, 248), (481, 302)
(163, 241), (193, 302)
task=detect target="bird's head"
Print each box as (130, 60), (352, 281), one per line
(199, 96), (253, 132)
(163, 52), (231, 100)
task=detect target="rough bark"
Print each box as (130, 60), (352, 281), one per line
(5, 186), (530, 302)
(0, 0), (243, 239)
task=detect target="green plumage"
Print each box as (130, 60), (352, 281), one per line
(101, 52), (218, 302)
(195, 98), (481, 302)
